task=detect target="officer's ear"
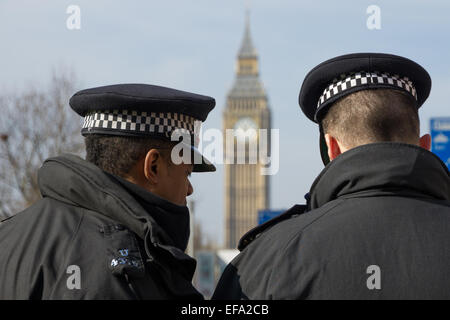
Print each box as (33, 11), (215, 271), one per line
(144, 149), (162, 183)
(324, 133), (344, 161)
(419, 134), (431, 151)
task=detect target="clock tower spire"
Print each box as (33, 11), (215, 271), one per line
(223, 11), (271, 249)
(236, 10), (258, 76)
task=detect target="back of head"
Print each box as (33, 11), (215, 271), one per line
(298, 53), (431, 164)
(321, 89), (420, 149)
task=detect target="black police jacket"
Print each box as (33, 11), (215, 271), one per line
(0, 154), (202, 300)
(213, 143), (450, 299)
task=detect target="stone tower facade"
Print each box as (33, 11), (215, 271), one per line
(223, 14), (271, 249)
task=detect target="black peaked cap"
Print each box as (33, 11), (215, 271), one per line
(70, 83), (215, 121)
(298, 53), (431, 123)
(69, 83), (216, 172)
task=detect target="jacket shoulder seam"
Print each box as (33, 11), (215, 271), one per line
(48, 209), (86, 298)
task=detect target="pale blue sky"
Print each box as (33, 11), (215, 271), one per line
(1, 0), (449, 246)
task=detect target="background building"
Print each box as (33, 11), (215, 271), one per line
(223, 13), (271, 249)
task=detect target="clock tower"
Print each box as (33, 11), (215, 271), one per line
(223, 12), (271, 249)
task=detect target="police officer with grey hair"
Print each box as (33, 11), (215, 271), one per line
(213, 53), (450, 300)
(0, 84), (215, 299)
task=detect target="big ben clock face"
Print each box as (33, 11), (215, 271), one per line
(234, 117), (258, 141)
(234, 117), (258, 130)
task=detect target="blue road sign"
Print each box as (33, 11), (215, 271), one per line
(258, 209), (285, 225)
(430, 118), (450, 168)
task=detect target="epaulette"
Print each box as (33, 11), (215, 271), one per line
(237, 204), (307, 251)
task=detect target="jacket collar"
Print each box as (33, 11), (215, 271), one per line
(38, 154), (196, 279)
(309, 142), (450, 210)
(107, 174), (191, 253)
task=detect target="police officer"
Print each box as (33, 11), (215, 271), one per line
(0, 84), (215, 299)
(213, 53), (450, 299)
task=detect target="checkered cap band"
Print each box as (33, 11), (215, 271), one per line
(317, 71), (418, 109)
(82, 110), (199, 140)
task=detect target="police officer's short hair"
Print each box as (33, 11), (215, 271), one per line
(298, 53), (431, 164)
(85, 135), (174, 177)
(322, 89), (420, 148)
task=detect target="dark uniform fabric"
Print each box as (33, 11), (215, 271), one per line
(0, 154), (202, 300)
(213, 143), (450, 300)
